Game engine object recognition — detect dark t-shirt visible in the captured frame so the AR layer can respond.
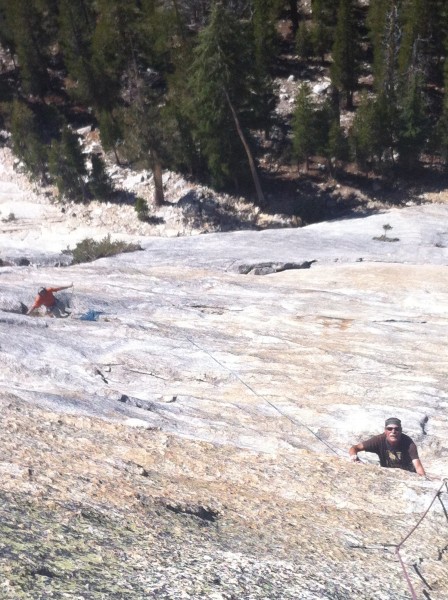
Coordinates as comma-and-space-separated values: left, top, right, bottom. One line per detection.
362, 433, 419, 472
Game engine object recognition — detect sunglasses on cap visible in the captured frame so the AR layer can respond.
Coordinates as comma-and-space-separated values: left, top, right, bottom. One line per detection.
386, 426, 401, 431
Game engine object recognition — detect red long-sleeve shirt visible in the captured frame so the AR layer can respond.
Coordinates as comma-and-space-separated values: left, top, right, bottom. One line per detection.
29, 287, 62, 311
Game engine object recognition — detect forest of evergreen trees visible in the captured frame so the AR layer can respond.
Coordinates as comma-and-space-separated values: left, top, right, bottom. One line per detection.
0, 0, 447, 207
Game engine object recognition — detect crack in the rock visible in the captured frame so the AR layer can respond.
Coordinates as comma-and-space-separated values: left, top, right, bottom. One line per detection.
413, 560, 433, 592
237, 260, 317, 275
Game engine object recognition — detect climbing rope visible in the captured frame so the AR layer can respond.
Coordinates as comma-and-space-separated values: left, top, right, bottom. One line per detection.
185, 335, 448, 597
185, 335, 342, 456
395, 478, 448, 599
350, 479, 448, 599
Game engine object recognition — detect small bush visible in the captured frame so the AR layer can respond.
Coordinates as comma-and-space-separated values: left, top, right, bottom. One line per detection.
89, 154, 113, 200
135, 197, 150, 222
63, 234, 142, 264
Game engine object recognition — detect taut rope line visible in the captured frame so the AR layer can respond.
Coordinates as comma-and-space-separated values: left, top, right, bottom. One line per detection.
185, 335, 341, 456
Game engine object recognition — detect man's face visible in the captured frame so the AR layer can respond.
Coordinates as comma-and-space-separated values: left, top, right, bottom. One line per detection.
385, 425, 402, 445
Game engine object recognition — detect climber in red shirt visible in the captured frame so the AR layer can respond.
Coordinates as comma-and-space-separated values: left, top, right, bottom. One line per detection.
27, 284, 73, 317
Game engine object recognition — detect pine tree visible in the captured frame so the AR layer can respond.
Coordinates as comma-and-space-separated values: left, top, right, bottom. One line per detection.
310, 0, 338, 59
292, 83, 316, 171
58, 0, 97, 104
327, 120, 349, 170
10, 100, 47, 180
4, 0, 51, 96
396, 75, 428, 169
252, 0, 280, 73
89, 0, 176, 204
119, 84, 167, 206
0, 1, 16, 59
187, 3, 270, 201
48, 127, 87, 200
88, 154, 113, 200
426, 0, 448, 82
331, 0, 358, 109
437, 61, 448, 167
296, 22, 313, 62
98, 110, 122, 165
398, 0, 426, 78
367, 0, 400, 97
350, 92, 383, 170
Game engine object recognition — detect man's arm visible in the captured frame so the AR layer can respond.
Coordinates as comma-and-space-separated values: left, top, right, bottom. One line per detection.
349, 442, 365, 462
412, 458, 426, 476
49, 283, 73, 293
27, 297, 40, 315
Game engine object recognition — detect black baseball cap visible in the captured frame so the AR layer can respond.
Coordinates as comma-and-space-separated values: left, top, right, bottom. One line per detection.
385, 417, 402, 428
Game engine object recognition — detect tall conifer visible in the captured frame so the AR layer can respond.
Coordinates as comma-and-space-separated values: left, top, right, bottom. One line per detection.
4, 0, 51, 96
188, 3, 270, 199
331, 0, 358, 110
58, 0, 96, 104
292, 83, 316, 171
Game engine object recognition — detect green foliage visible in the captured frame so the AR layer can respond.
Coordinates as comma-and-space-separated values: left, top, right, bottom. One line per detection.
135, 197, 149, 222
435, 109, 448, 167
311, 0, 338, 28
311, 20, 332, 62
292, 90, 347, 171
10, 100, 47, 180
328, 120, 349, 164
292, 84, 316, 168
58, 0, 97, 104
367, 0, 390, 92
64, 234, 142, 264
296, 22, 313, 61
48, 126, 87, 201
98, 110, 122, 161
2, 0, 51, 96
313, 99, 337, 157
396, 75, 428, 169
187, 3, 273, 189
398, 0, 426, 77
89, 154, 113, 200
252, 0, 281, 73
0, 0, 446, 190
118, 81, 168, 205
331, 0, 358, 109
310, 0, 338, 58
350, 92, 383, 170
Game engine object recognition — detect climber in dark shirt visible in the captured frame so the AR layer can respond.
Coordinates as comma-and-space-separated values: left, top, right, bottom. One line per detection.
348, 417, 426, 476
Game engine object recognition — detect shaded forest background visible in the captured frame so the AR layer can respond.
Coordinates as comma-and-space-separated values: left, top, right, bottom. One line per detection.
0, 0, 447, 220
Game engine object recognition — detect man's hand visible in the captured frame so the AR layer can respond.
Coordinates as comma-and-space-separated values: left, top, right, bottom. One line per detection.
350, 454, 360, 463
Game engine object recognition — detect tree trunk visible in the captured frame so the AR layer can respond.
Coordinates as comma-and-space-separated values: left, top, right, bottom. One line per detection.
112, 146, 121, 166
346, 90, 354, 111
151, 150, 164, 206
224, 90, 266, 207
289, 0, 299, 37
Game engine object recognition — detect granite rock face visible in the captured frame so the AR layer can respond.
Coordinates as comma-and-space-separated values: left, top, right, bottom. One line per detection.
1, 153, 448, 599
